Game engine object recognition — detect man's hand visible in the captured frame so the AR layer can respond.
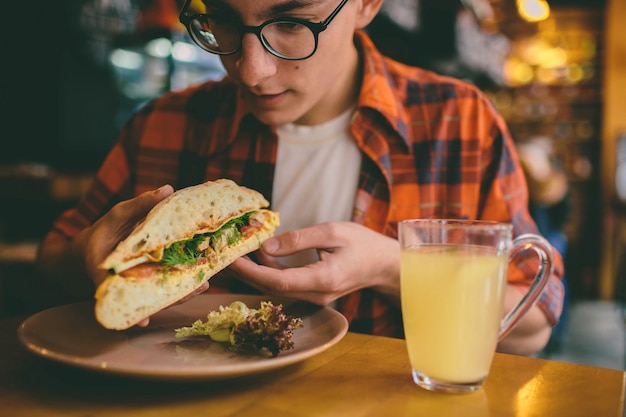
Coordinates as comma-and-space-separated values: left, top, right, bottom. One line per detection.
75, 185, 175, 287
36, 185, 175, 305
229, 222, 401, 306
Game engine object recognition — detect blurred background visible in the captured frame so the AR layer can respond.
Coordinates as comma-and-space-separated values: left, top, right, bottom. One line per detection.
1, 0, 626, 369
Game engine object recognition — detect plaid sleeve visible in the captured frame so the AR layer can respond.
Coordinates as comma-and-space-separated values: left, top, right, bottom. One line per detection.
480, 102, 565, 326
342, 31, 565, 335
45, 82, 226, 242
47, 140, 134, 242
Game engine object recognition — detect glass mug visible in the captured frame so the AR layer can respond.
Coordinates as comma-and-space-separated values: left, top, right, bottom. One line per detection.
398, 219, 553, 393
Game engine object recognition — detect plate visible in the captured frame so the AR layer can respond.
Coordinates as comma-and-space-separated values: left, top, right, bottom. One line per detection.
18, 294, 348, 381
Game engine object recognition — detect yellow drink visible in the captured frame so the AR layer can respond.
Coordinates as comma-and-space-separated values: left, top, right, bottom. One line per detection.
400, 244, 508, 384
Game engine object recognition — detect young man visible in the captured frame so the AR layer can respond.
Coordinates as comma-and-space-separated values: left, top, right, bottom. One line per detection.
36, 0, 564, 355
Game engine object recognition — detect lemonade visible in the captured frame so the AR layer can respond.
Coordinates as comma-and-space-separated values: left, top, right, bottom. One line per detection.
400, 244, 508, 384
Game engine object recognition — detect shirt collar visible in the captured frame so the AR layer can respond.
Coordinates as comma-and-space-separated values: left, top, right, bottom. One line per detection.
353, 30, 412, 150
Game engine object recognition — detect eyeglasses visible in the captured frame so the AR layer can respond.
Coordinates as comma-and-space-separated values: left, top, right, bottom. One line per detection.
178, 0, 349, 61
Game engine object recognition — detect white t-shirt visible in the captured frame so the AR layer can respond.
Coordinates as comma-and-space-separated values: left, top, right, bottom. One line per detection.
272, 108, 361, 267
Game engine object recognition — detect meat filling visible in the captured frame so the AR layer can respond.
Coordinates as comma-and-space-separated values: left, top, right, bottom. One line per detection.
118, 211, 266, 278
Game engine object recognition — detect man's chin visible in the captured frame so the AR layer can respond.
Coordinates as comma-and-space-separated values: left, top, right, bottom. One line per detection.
249, 108, 304, 127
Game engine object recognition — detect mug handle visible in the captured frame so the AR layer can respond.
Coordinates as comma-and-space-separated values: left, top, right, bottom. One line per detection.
498, 233, 554, 341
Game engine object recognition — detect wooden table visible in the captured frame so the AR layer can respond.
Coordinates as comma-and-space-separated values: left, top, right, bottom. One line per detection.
0, 315, 624, 417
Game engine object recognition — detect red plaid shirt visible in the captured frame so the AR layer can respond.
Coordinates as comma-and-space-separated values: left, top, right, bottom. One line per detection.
47, 30, 564, 338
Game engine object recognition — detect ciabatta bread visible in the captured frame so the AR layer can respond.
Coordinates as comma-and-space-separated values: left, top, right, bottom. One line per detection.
94, 179, 279, 330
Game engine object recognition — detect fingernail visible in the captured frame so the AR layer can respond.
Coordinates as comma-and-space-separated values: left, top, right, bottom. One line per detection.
263, 238, 278, 254
153, 185, 168, 195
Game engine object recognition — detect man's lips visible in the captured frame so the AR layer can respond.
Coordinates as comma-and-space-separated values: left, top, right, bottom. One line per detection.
247, 91, 287, 108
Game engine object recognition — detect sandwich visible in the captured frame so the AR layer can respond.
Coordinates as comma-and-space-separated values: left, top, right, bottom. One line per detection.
94, 179, 280, 330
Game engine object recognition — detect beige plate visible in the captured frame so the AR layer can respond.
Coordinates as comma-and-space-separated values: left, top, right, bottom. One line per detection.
18, 293, 348, 381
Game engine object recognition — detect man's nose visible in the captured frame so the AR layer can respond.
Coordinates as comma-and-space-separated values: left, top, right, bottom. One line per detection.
236, 33, 277, 87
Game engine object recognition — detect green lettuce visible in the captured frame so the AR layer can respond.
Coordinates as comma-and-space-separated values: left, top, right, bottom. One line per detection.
175, 300, 303, 357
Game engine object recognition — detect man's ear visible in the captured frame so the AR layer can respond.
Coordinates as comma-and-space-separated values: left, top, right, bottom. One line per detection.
355, 0, 384, 29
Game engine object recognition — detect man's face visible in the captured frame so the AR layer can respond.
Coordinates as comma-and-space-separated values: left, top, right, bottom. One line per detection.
210, 0, 361, 126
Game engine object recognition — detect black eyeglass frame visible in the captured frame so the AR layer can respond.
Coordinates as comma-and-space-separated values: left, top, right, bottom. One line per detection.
178, 0, 350, 61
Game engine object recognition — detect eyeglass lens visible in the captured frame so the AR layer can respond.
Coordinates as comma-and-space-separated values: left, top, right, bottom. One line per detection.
188, 18, 317, 59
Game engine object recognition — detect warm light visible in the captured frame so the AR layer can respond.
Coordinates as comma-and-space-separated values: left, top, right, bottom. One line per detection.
538, 47, 567, 69
520, 39, 550, 66
535, 67, 556, 84
504, 58, 534, 85
566, 64, 584, 83
517, 0, 550, 22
